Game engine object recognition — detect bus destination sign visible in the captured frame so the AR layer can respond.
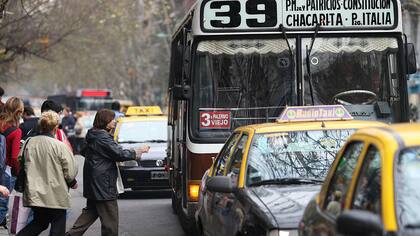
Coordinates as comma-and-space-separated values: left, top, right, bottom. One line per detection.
201, 0, 395, 31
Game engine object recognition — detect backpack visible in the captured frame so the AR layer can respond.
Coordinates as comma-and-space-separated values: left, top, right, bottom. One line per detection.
0, 127, 17, 179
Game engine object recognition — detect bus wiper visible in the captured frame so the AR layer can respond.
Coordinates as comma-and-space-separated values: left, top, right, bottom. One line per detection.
279, 24, 295, 105
249, 177, 323, 187
306, 24, 320, 105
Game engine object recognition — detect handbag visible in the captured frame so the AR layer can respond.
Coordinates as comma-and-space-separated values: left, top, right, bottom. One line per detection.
14, 138, 31, 193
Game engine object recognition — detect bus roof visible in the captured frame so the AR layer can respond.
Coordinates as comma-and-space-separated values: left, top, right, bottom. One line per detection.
175, 0, 402, 37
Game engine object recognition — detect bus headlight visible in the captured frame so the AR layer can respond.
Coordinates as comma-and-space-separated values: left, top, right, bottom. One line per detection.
188, 183, 200, 202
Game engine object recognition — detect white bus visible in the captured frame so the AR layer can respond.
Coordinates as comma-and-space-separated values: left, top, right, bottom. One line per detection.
167, 0, 416, 233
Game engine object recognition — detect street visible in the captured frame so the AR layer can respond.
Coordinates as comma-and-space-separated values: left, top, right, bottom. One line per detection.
51, 156, 185, 236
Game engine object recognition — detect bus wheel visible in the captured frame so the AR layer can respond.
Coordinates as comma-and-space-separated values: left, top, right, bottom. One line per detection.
178, 204, 198, 236
171, 190, 177, 214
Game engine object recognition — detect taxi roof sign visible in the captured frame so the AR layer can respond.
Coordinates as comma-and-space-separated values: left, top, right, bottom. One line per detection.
277, 105, 353, 123
126, 106, 163, 116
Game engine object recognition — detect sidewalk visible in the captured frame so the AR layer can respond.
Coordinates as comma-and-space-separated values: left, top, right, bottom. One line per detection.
0, 228, 8, 236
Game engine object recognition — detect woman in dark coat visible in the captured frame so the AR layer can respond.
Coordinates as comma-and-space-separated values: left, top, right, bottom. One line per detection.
66, 109, 149, 236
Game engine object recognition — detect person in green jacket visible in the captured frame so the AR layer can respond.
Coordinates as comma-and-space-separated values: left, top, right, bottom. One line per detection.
17, 111, 78, 236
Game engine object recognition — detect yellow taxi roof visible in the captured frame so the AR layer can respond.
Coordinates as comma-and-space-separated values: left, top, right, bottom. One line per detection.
235, 120, 387, 134
353, 123, 420, 148
117, 115, 167, 123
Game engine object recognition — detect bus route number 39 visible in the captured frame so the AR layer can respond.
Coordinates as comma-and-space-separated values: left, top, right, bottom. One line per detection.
202, 0, 278, 30
200, 111, 231, 129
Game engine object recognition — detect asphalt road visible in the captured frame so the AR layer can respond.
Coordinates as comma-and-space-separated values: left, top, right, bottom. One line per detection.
44, 155, 186, 236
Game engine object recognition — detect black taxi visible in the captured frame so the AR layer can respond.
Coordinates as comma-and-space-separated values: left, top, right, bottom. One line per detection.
195, 106, 386, 236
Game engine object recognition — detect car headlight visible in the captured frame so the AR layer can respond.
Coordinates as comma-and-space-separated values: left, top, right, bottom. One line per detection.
267, 230, 299, 236
119, 160, 138, 167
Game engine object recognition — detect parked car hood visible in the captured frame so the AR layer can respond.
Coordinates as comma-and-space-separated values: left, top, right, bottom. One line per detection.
248, 184, 321, 229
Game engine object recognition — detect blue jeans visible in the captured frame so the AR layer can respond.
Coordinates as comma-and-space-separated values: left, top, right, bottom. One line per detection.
0, 171, 16, 223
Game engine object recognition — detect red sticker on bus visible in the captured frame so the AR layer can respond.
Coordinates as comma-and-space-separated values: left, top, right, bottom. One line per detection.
200, 111, 231, 129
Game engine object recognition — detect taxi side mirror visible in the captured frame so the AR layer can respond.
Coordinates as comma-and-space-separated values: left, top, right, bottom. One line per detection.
206, 176, 235, 193
337, 210, 383, 236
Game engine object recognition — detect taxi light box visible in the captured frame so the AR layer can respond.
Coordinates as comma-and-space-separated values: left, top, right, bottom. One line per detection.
126, 106, 163, 116
278, 105, 353, 122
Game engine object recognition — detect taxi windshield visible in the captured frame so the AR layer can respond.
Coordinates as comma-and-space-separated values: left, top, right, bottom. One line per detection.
246, 129, 355, 186
117, 120, 167, 143
396, 147, 420, 228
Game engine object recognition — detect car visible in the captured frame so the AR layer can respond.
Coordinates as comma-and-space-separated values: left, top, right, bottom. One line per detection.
114, 106, 169, 191
195, 105, 387, 236
299, 123, 420, 236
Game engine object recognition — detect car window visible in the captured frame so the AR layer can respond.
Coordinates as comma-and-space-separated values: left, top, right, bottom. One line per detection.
214, 133, 241, 176
324, 141, 364, 217
225, 135, 248, 186
395, 146, 420, 227
352, 145, 381, 215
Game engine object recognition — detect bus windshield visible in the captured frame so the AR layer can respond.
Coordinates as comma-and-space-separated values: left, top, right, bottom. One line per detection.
192, 39, 297, 139
302, 37, 400, 122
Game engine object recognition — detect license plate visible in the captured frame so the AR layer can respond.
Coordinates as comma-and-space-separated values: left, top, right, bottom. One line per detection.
151, 171, 168, 180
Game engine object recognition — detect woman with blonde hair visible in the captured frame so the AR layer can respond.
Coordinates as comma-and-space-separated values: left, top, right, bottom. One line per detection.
17, 111, 78, 236
0, 97, 24, 227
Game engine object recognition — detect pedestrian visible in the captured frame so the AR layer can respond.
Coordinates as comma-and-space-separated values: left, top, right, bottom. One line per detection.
0, 87, 4, 113
61, 107, 76, 135
19, 106, 38, 140
111, 101, 124, 119
16, 111, 78, 236
41, 100, 73, 152
0, 97, 23, 228
66, 109, 149, 236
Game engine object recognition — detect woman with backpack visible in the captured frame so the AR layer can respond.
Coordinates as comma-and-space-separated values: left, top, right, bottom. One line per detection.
0, 97, 24, 227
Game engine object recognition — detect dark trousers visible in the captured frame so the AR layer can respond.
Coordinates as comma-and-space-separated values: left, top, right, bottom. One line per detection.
66, 199, 118, 236
17, 207, 66, 236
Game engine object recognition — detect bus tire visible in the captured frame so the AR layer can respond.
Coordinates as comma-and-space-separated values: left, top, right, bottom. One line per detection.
178, 204, 198, 236
171, 190, 177, 214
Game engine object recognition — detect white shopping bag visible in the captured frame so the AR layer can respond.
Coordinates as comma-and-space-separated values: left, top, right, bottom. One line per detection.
7, 192, 31, 235
116, 163, 125, 194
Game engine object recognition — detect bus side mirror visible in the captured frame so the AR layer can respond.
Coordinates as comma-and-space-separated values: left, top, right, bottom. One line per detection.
173, 84, 191, 101
407, 43, 417, 74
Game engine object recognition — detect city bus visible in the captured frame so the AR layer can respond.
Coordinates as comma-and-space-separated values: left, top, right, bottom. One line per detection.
47, 89, 114, 112
167, 0, 417, 233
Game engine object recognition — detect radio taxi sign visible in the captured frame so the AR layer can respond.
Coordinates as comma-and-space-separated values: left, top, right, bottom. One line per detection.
201, 0, 395, 31
200, 111, 231, 129
278, 105, 353, 122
